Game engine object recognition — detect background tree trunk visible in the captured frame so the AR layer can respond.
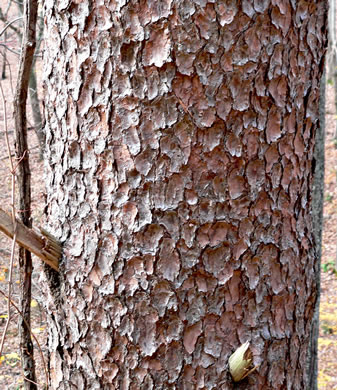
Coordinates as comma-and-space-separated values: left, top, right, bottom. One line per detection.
42, 1, 328, 389
307, 70, 326, 390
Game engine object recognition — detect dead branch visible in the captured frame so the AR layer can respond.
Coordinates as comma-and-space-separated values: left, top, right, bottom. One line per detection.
0, 207, 60, 271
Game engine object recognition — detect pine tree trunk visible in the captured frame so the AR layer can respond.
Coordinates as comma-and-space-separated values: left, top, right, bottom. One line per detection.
42, 1, 328, 389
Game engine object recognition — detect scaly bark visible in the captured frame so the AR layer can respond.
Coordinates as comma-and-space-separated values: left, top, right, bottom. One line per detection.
42, 1, 328, 389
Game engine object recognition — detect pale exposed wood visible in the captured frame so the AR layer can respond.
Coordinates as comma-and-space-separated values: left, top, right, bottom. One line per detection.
0, 207, 60, 271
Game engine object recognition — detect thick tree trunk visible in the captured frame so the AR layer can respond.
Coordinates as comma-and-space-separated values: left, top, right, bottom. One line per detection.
42, 1, 328, 389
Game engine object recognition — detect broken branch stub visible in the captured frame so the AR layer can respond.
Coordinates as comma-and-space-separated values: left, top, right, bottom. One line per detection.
228, 341, 258, 382
0, 207, 60, 271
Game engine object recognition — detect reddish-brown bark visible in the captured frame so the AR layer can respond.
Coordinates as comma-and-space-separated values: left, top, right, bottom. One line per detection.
42, 1, 328, 389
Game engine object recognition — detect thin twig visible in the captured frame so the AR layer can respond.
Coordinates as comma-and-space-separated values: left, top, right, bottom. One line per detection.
0, 231, 17, 356
0, 15, 21, 36
0, 16, 23, 38
0, 43, 42, 57
0, 80, 17, 359
0, 288, 48, 389
21, 375, 40, 387
0, 144, 40, 161
0, 38, 18, 45
0, 44, 15, 94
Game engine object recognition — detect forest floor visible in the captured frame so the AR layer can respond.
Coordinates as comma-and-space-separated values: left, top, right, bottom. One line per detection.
0, 56, 336, 390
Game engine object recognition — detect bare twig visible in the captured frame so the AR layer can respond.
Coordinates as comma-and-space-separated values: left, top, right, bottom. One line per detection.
0, 288, 48, 389
0, 16, 23, 38
0, 42, 42, 57
0, 81, 17, 360
0, 231, 17, 355
0, 14, 21, 36
0, 43, 22, 56
0, 144, 40, 161
0, 44, 15, 94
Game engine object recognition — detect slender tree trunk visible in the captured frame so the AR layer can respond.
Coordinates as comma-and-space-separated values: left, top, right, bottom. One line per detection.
14, 0, 38, 388
1, 30, 7, 80
307, 70, 326, 390
42, 1, 328, 389
15, 1, 45, 155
